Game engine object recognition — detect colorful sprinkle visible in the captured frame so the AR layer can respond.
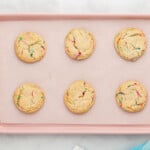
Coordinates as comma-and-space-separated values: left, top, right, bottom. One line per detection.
136, 90, 142, 97
30, 53, 33, 57
17, 95, 21, 100
129, 33, 142, 37
19, 37, 23, 41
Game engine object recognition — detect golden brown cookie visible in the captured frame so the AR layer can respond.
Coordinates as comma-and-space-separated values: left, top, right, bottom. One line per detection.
115, 80, 147, 112
15, 32, 46, 63
65, 28, 95, 60
14, 83, 45, 114
64, 80, 95, 114
114, 28, 147, 61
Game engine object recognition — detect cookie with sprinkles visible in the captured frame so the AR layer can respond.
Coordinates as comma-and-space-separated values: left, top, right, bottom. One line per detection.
15, 32, 46, 63
115, 80, 147, 113
64, 80, 95, 114
14, 83, 45, 114
114, 28, 147, 61
65, 28, 95, 60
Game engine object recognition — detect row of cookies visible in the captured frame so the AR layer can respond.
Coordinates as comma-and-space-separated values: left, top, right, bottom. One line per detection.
15, 27, 146, 63
66, 27, 147, 61
14, 80, 147, 114
14, 29, 95, 63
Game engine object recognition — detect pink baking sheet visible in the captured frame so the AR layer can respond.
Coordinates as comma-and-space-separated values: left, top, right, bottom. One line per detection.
0, 14, 150, 134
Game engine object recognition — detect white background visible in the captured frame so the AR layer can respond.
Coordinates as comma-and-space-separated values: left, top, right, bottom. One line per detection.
0, 0, 150, 150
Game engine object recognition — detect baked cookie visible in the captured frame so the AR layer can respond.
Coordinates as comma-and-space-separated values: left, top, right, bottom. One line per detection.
14, 83, 45, 113
114, 28, 147, 61
64, 80, 95, 114
15, 32, 46, 63
65, 28, 95, 60
115, 80, 147, 112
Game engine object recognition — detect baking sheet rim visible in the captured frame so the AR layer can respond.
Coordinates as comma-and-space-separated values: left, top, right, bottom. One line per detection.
0, 13, 149, 134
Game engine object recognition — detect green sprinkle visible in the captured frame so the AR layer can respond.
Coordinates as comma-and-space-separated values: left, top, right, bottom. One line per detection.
118, 96, 123, 103
17, 95, 21, 106
135, 47, 141, 50
136, 101, 141, 105
129, 33, 140, 37
29, 48, 34, 57
17, 95, 21, 100
128, 84, 134, 88
41, 96, 45, 99
136, 101, 140, 105
19, 37, 23, 41
30, 53, 33, 57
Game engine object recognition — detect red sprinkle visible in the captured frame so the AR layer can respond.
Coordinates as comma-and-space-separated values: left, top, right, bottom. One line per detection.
72, 40, 75, 44
75, 51, 82, 59
31, 91, 34, 97
78, 52, 81, 55
136, 90, 142, 97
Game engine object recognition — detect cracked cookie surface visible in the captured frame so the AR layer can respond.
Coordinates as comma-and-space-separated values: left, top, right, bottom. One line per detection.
14, 83, 45, 114
64, 80, 95, 114
114, 28, 147, 61
115, 80, 147, 112
65, 28, 95, 60
15, 32, 46, 63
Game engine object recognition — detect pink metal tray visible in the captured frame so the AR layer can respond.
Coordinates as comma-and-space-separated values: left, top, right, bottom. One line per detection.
0, 14, 150, 134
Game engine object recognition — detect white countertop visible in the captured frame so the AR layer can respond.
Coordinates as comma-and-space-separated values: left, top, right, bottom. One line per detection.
0, 0, 150, 150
